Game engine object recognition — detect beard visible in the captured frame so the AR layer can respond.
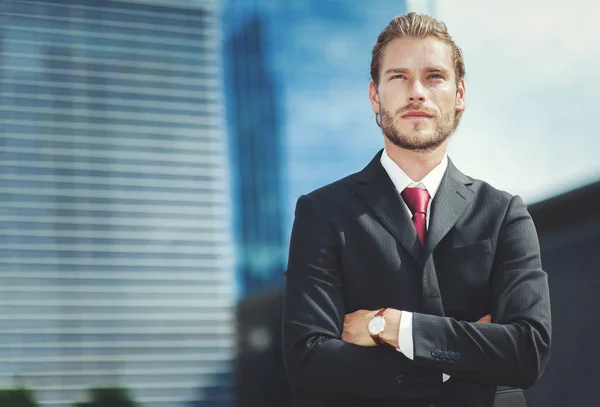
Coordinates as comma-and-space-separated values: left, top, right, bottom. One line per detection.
380, 103, 456, 152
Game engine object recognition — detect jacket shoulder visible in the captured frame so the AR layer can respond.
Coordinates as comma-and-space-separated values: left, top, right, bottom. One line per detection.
303, 172, 358, 200
468, 176, 514, 200
449, 159, 523, 212
463, 173, 525, 216
294, 172, 360, 216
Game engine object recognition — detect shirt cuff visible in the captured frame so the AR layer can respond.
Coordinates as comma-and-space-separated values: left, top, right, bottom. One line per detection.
396, 311, 414, 359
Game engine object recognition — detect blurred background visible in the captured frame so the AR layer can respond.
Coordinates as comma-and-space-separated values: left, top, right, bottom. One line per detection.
0, 0, 599, 406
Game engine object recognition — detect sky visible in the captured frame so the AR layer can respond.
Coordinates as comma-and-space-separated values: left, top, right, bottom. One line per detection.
436, 0, 600, 202
273, 0, 600, 206
222, 0, 600, 243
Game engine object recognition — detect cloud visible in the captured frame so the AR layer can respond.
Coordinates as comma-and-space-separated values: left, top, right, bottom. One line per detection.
437, 0, 600, 202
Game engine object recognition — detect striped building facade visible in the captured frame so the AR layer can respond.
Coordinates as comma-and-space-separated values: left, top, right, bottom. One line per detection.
0, 1, 235, 406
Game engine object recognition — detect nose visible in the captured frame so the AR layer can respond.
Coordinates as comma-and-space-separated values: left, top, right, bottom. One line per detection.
408, 80, 426, 103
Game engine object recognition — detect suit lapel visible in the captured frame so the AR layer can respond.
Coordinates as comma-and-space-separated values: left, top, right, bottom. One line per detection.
353, 152, 475, 315
353, 152, 475, 267
354, 151, 424, 265
421, 160, 474, 315
424, 159, 475, 258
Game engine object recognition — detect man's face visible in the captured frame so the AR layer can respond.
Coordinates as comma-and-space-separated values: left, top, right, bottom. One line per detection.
369, 36, 465, 152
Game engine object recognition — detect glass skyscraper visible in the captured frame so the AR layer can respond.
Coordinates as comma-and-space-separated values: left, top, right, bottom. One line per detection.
223, 0, 411, 272
0, 1, 234, 406
225, 15, 286, 297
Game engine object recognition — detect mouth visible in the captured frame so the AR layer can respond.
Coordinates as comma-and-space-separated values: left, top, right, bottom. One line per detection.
401, 111, 434, 120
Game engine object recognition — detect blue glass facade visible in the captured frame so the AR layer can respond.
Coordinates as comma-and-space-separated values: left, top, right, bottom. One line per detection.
223, 0, 410, 295
0, 1, 234, 406
225, 15, 286, 297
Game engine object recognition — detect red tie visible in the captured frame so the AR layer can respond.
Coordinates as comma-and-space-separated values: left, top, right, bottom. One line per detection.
401, 187, 431, 246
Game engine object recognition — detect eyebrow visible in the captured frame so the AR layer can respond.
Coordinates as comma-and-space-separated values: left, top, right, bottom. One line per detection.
423, 66, 451, 74
383, 66, 451, 75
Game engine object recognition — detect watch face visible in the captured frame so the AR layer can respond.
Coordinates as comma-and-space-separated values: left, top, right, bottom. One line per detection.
368, 316, 385, 335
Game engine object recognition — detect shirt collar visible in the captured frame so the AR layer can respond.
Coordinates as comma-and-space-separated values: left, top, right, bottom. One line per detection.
380, 148, 448, 199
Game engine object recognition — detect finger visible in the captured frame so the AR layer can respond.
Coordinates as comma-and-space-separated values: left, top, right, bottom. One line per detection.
476, 314, 491, 323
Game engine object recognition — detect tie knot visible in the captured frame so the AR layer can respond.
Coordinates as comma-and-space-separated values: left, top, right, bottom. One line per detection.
401, 187, 430, 215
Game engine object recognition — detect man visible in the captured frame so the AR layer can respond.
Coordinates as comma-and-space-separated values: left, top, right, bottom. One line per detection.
282, 12, 551, 407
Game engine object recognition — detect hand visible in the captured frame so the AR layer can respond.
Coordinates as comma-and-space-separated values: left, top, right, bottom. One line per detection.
476, 314, 491, 323
342, 309, 379, 346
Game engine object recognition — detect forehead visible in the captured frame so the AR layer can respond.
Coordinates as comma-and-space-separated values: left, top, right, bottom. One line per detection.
381, 36, 454, 71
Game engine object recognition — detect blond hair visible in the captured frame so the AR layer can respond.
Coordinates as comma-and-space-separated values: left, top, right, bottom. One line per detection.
370, 12, 465, 86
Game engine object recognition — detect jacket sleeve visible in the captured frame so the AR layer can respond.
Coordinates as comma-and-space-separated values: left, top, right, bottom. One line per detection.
282, 194, 443, 401
410, 195, 552, 388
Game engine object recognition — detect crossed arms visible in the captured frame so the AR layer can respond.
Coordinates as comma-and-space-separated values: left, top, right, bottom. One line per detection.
282, 194, 551, 401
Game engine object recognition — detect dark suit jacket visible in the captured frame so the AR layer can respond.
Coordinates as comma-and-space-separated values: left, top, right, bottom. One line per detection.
282, 150, 551, 407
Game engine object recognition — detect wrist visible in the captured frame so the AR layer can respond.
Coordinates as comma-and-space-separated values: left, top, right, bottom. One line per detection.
380, 309, 401, 347
368, 308, 390, 345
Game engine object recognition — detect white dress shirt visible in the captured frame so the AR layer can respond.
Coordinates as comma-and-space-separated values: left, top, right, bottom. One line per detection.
380, 149, 450, 382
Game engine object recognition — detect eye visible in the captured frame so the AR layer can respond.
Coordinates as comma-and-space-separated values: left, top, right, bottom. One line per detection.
428, 73, 444, 80
391, 74, 406, 80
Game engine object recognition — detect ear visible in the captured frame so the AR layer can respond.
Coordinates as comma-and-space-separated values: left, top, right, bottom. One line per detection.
369, 80, 380, 114
456, 78, 466, 112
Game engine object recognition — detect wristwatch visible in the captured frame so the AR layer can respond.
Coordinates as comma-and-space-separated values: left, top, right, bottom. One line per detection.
368, 308, 390, 346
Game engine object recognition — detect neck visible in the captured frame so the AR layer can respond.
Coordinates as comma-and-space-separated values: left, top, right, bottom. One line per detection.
384, 139, 448, 182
